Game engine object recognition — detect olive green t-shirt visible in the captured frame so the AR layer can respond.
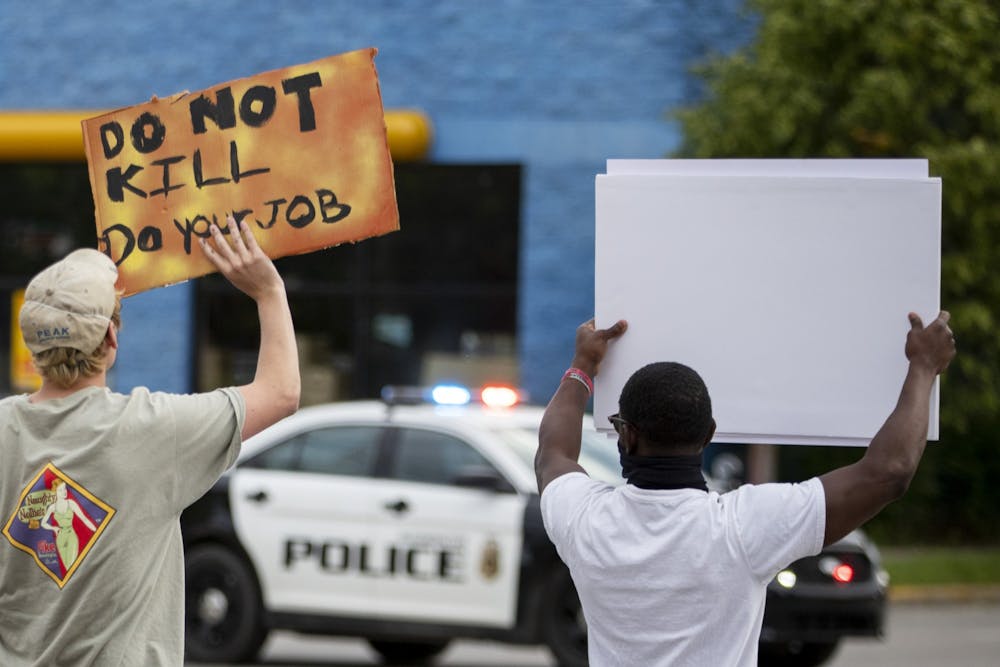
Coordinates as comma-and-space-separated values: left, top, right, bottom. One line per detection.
1, 385, 245, 666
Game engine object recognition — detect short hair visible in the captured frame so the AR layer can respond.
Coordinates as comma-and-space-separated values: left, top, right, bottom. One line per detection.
618, 361, 713, 449
32, 297, 122, 389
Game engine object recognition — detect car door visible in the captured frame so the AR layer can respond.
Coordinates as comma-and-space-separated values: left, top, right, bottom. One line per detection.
369, 426, 527, 628
229, 424, 388, 616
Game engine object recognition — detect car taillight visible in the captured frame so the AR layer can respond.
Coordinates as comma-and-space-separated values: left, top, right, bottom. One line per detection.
832, 563, 855, 583
819, 555, 855, 583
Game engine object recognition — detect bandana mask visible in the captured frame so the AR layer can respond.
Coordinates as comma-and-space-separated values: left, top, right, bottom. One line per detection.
618, 442, 708, 492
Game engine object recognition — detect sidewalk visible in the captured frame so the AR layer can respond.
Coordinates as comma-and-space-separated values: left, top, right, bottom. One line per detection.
889, 583, 1000, 603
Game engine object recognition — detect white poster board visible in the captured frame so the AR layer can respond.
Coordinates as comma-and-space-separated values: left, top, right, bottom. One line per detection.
594, 160, 941, 447
606, 158, 930, 179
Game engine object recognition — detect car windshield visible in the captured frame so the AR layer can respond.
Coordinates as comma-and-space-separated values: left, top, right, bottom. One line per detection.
493, 426, 624, 486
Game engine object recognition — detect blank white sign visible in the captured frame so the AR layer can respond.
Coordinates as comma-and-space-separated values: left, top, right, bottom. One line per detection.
606, 158, 930, 179
594, 166, 941, 447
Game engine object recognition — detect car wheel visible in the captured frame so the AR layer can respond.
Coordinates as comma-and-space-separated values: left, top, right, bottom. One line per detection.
542, 567, 588, 666
184, 543, 267, 663
367, 639, 450, 664
758, 640, 839, 667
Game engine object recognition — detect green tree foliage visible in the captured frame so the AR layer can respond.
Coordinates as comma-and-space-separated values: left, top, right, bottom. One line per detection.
676, 0, 1000, 543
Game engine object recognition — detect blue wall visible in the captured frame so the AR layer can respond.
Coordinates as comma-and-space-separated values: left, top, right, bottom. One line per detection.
1, 0, 752, 400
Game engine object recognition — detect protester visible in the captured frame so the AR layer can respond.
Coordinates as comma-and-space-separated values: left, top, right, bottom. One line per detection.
0, 216, 300, 666
536, 314, 955, 666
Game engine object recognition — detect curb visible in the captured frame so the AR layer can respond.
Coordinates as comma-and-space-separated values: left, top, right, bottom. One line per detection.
889, 584, 1000, 604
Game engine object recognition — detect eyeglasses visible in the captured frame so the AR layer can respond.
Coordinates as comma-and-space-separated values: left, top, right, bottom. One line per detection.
608, 413, 629, 434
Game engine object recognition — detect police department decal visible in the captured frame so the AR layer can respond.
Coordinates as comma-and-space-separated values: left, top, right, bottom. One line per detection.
480, 538, 500, 580
2, 463, 115, 588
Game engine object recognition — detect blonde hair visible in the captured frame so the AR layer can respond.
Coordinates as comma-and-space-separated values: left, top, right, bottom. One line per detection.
32, 297, 122, 389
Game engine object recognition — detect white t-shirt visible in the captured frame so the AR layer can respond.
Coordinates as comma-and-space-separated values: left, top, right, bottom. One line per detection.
541, 472, 826, 667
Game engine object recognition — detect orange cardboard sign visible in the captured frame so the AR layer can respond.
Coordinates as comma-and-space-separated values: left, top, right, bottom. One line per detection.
82, 48, 399, 295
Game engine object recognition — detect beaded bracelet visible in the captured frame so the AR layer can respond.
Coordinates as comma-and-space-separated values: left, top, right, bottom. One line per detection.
563, 367, 594, 395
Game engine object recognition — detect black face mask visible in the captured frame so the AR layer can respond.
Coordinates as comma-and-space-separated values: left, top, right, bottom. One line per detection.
618, 443, 708, 492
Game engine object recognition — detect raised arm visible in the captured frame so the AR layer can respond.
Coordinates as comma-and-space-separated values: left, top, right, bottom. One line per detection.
820, 311, 955, 546
536, 318, 627, 493
201, 216, 300, 439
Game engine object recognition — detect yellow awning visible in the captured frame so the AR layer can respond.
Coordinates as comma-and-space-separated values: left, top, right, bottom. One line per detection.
0, 109, 433, 162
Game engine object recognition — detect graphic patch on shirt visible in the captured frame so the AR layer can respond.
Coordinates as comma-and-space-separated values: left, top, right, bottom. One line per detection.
2, 463, 116, 588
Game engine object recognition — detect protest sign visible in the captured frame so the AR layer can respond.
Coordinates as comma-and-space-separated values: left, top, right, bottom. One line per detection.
82, 48, 398, 295
594, 160, 941, 447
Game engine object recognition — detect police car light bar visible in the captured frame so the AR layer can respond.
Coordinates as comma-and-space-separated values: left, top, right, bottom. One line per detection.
380, 384, 472, 406
380, 383, 523, 408
380, 385, 428, 405
480, 385, 520, 408
431, 384, 472, 405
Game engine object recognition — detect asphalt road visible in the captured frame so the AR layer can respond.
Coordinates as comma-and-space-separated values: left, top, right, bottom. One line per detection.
827, 601, 1000, 667
188, 601, 1000, 667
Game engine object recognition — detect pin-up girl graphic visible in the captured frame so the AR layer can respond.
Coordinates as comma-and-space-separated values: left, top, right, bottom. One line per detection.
41, 479, 97, 570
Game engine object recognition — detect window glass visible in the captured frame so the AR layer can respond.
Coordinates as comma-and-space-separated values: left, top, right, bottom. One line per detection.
495, 426, 624, 486
299, 426, 382, 477
0, 161, 521, 400
0, 163, 97, 395
244, 437, 302, 471
245, 426, 381, 477
391, 428, 498, 486
195, 163, 521, 402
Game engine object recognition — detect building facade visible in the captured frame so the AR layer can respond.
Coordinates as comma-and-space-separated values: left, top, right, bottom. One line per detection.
0, 0, 751, 404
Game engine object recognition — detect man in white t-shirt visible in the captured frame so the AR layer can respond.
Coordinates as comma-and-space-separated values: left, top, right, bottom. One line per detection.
536, 315, 955, 667
1, 217, 300, 666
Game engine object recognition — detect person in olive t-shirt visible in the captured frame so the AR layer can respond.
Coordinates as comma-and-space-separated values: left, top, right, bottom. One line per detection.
1, 216, 300, 666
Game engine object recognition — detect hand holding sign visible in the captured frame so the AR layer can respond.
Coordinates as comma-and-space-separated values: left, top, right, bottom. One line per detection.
199, 215, 283, 301
571, 318, 629, 377
905, 311, 956, 375
82, 49, 399, 295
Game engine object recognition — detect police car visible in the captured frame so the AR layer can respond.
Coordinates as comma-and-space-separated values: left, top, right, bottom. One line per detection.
180, 385, 886, 667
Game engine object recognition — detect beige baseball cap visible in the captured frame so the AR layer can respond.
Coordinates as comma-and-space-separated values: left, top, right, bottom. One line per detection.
19, 249, 119, 354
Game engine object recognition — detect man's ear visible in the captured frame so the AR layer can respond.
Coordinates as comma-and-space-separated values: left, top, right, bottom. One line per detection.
701, 418, 717, 449
622, 422, 640, 455
105, 323, 118, 350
